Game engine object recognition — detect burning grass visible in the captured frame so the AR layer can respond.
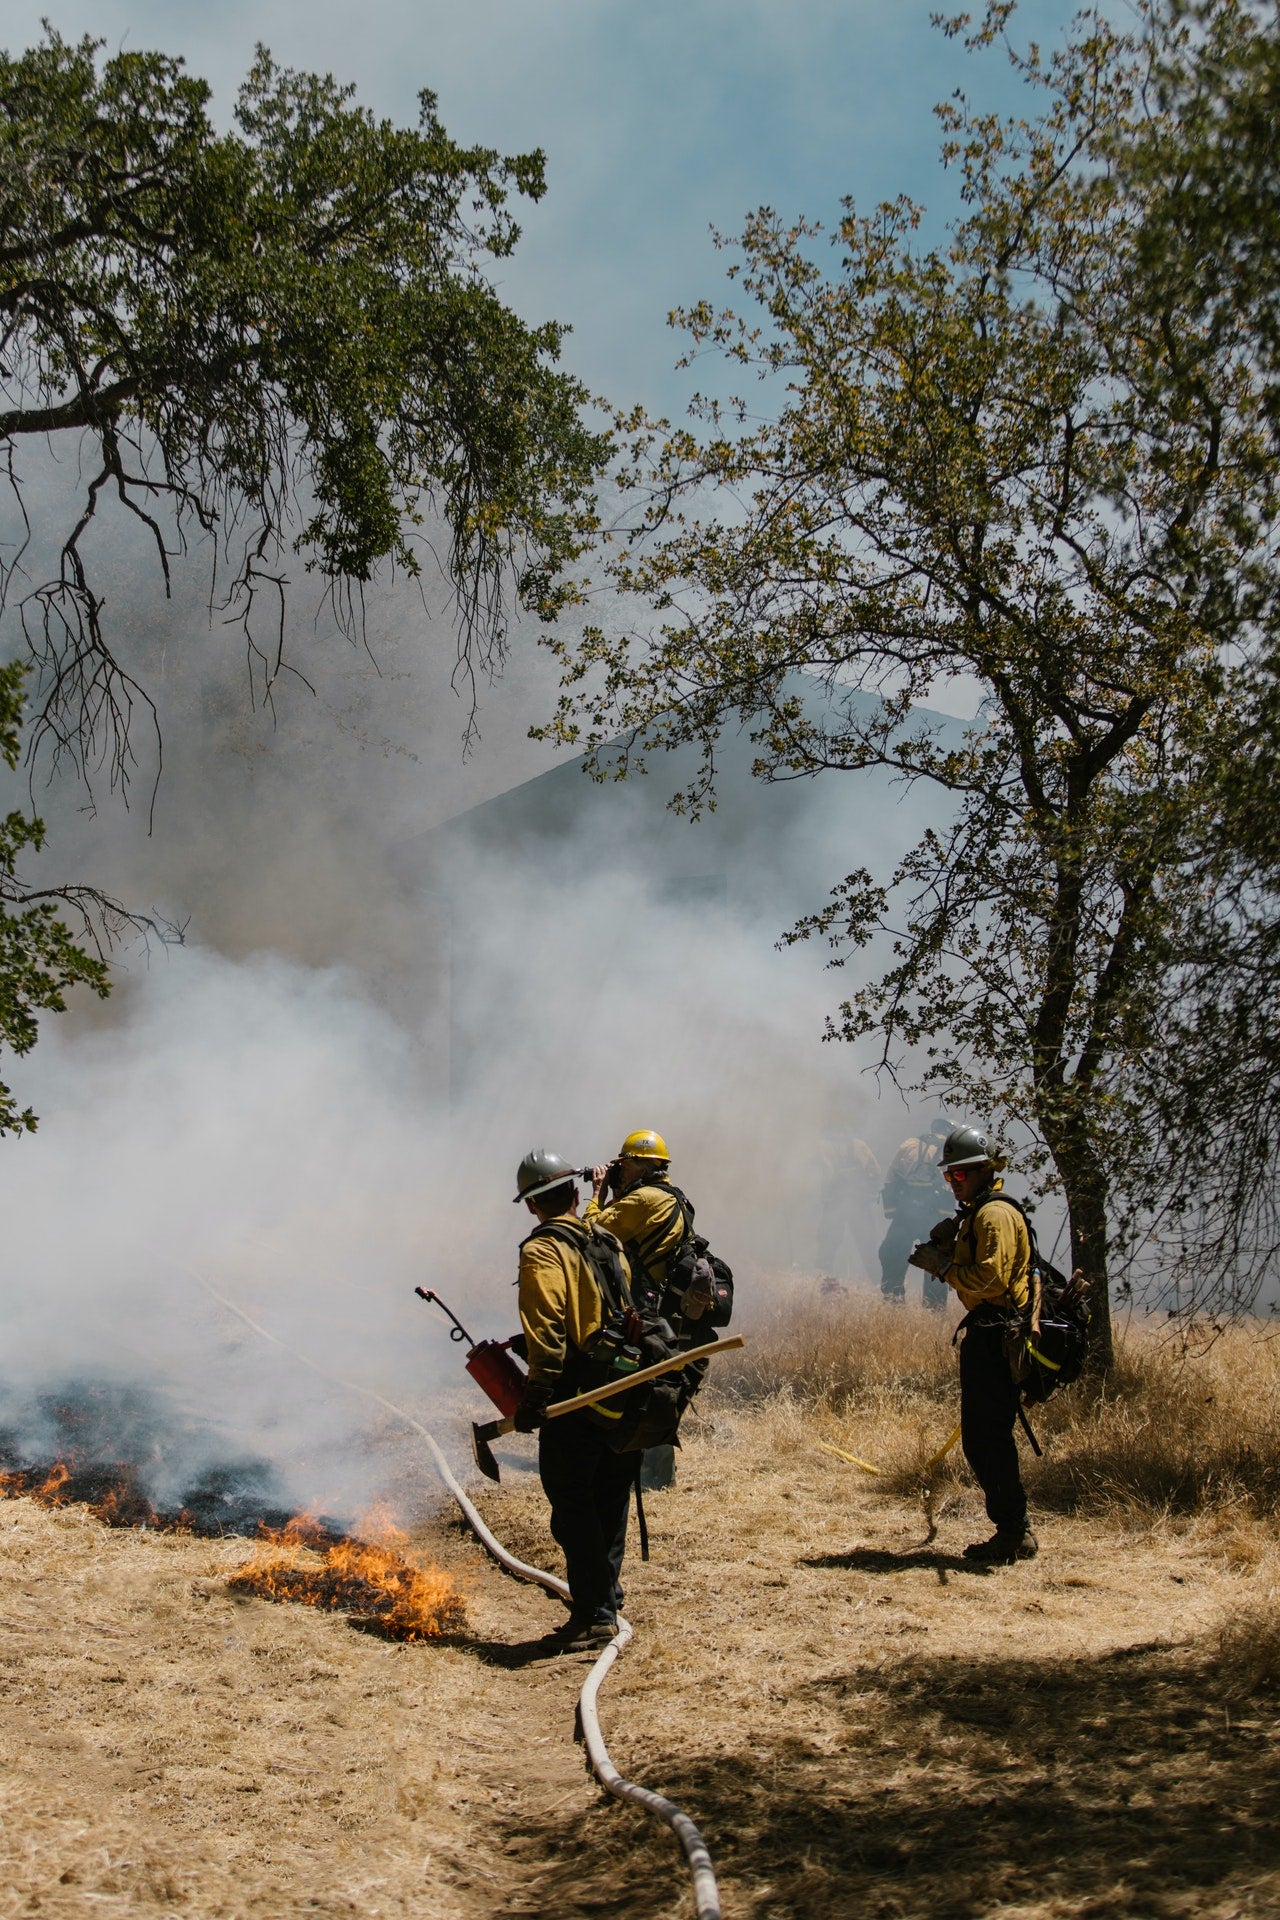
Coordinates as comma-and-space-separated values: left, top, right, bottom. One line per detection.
227, 1510, 468, 1641
0, 1381, 307, 1535
0, 1458, 179, 1529
0, 1453, 312, 1536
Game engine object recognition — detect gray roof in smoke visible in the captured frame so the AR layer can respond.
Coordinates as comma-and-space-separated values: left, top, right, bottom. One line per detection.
393, 681, 971, 924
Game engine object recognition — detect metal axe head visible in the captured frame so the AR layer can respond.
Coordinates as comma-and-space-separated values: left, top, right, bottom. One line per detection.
471, 1420, 501, 1483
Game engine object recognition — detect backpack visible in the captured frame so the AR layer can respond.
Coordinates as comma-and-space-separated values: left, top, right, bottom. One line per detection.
525, 1217, 705, 1453
624, 1180, 735, 1331
972, 1193, 1091, 1405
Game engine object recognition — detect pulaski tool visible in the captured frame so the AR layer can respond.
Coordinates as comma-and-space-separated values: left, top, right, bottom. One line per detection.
413, 1287, 528, 1419
470, 1334, 746, 1482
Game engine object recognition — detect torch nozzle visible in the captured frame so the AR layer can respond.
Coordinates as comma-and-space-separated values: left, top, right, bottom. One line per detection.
413, 1287, 475, 1347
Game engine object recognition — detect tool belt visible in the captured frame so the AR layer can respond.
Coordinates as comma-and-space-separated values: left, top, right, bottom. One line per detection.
952, 1305, 1013, 1339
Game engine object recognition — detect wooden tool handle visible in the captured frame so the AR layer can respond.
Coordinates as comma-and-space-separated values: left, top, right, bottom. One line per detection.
546, 1332, 744, 1417
480, 1333, 745, 1439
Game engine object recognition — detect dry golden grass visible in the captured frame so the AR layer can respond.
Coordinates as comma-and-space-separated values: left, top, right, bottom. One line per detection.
1217, 1580, 1280, 1698
479, 1384, 1280, 1919
713, 1287, 1280, 1524
3, 1300, 1280, 1918
0, 1474, 609, 1920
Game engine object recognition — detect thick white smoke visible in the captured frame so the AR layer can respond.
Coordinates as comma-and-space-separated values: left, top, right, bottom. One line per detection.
0, 552, 943, 1521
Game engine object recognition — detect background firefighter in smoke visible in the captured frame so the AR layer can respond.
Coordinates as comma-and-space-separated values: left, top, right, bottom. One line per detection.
879, 1119, 952, 1308
813, 1106, 882, 1286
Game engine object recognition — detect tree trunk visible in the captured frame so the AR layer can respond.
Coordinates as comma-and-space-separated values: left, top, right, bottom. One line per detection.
1064, 1176, 1114, 1373
1039, 1118, 1114, 1373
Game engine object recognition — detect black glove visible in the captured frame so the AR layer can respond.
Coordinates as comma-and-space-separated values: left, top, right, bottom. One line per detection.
513, 1381, 553, 1433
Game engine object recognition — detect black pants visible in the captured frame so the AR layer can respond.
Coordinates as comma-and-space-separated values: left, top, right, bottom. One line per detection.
539, 1410, 634, 1624
878, 1215, 912, 1298
875, 1213, 948, 1305
959, 1321, 1028, 1533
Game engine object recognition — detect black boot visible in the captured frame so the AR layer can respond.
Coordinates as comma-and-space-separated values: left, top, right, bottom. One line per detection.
963, 1527, 1038, 1564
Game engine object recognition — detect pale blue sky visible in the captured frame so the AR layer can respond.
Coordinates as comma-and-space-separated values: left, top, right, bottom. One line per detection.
7, 0, 1087, 412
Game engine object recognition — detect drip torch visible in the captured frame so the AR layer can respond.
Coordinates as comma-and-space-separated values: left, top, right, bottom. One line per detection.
416, 1286, 746, 1482
413, 1288, 528, 1419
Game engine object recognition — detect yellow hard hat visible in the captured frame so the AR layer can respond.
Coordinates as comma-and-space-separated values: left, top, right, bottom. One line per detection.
618, 1128, 670, 1163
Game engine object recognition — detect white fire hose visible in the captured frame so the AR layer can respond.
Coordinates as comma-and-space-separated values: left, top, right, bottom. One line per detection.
195, 1278, 723, 1920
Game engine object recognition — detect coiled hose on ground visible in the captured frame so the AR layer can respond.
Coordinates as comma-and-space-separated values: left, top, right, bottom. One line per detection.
197, 1279, 723, 1920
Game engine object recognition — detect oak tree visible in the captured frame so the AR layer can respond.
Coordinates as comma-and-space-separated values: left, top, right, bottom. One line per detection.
542, 1, 1278, 1362
0, 27, 605, 1124
1096, 0, 1280, 1322
0, 664, 174, 1134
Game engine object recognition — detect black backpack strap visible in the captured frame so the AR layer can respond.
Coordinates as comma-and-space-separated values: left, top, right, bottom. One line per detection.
625, 1181, 693, 1293
1017, 1403, 1044, 1457
525, 1219, 631, 1318
632, 1456, 650, 1563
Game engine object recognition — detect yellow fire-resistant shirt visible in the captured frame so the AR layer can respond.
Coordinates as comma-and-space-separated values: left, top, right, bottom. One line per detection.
585, 1181, 685, 1290
518, 1214, 629, 1388
943, 1184, 1031, 1313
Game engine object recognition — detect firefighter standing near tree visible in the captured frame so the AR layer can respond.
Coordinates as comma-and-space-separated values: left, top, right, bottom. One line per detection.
908, 1125, 1037, 1564
509, 1149, 637, 1650
879, 1118, 952, 1307
586, 1128, 715, 1490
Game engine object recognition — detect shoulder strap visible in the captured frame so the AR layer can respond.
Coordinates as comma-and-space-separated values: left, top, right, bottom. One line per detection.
972, 1190, 1035, 1247
522, 1217, 587, 1252
527, 1217, 632, 1318
626, 1181, 694, 1289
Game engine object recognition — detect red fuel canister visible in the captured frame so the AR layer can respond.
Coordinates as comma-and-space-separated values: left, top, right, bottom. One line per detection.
466, 1340, 527, 1418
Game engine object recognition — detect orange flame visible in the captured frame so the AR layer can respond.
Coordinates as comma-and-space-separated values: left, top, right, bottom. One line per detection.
228, 1510, 467, 1641
0, 1458, 185, 1529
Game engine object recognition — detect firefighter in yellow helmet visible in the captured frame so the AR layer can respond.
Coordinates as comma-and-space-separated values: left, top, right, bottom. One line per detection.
586, 1129, 714, 1490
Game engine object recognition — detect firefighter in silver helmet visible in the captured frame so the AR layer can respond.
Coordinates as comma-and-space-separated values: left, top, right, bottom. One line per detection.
510, 1148, 636, 1649
909, 1125, 1037, 1563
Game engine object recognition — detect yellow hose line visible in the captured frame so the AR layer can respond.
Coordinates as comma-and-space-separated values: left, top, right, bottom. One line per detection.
925, 1423, 963, 1469
819, 1421, 963, 1477
818, 1440, 881, 1474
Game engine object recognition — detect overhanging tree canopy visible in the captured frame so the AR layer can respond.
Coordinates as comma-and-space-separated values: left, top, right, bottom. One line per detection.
0, 28, 608, 800
0, 25, 608, 1131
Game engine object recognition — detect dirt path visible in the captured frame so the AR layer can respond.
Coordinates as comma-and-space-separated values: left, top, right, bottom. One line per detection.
1, 1408, 1277, 1919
